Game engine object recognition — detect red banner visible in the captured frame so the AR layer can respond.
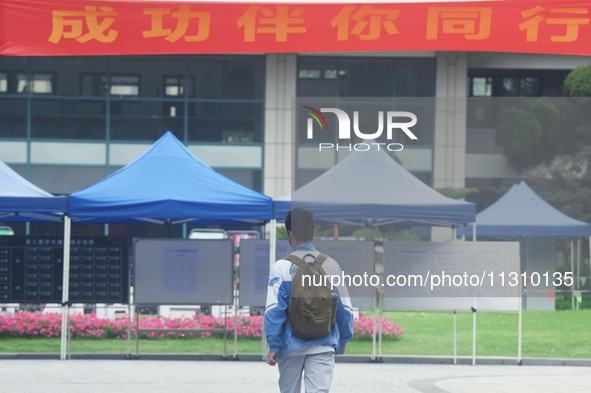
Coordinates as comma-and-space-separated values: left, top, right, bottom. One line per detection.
1, 0, 591, 56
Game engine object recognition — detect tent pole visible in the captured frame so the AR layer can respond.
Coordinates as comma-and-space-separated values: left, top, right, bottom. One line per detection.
472, 305, 477, 366
453, 310, 457, 365
577, 238, 581, 310
571, 240, 575, 310
372, 292, 376, 361
60, 215, 71, 360
471, 225, 476, 366
262, 219, 277, 361
378, 288, 383, 360
518, 277, 523, 365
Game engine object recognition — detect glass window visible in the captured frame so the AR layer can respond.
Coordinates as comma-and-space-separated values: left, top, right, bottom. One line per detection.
110, 100, 181, 141
187, 102, 262, 143
30, 56, 108, 96
501, 77, 521, 97
468, 70, 545, 97
110, 56, 186, 98
110, 75, 139, 97
31, 99, 106, 139
298, 57, 436, 97
164, 75, 194, 97
216, 168, 262, 192
1, 55, 265, 144
298, 69, 322, 79
0, 97, 27, 138
0, 73, 7, 92
187, 56, 264, 99
521, 77, 542, 97
17, 73, 54, 94
81, 74, 107, 96
80, 74, 139, 97
29, 166, 108, 195
297, 58, 339, 96
470, 77, 492, 97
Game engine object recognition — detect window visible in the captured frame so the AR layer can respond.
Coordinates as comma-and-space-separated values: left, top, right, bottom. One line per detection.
81, 74, 107, 96
0, 73, 7, 93
298, 69, 321, 79
16, 73, 54, 94
164, 76, 194, 97
469, 77, 492, 97
110, 75, 139, 96
468, 70, 545, 97
80, 74, 139, 96
298, 57, 436, 97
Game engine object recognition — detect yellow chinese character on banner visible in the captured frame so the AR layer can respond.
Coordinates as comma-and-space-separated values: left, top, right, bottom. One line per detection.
48, 6, 118, 44
143, 5, 210, 42
519, 6, 589, 42
426, 7, 492, 40
331, 6, 399, 41
237, 6, 306, 42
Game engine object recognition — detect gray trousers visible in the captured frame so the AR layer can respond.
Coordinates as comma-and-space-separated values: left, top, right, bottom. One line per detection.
277, 351, 335, 393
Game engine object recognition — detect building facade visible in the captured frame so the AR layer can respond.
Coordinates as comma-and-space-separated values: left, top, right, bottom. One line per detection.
1, 50, 590, 235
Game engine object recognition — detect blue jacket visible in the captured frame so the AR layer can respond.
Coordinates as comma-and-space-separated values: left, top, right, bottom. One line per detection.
264, 243, 354, 358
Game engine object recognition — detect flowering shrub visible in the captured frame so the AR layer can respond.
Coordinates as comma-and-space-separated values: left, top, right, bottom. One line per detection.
353, 315, 403, 341
0, 311, 403, 341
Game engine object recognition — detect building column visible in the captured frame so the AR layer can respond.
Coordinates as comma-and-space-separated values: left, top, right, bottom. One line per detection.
263, 54, 297, 199
433, 52, 468, 240
434, 51, 468, 188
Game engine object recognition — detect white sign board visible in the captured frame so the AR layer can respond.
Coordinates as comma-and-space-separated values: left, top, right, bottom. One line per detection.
382, 241, 520, 311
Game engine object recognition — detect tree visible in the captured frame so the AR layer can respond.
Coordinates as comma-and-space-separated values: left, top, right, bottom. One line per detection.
564, 64, 591, 96
495, 99, 563, 170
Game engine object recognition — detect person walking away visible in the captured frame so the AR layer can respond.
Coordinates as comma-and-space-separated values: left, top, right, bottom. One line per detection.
265, 208, 354, 393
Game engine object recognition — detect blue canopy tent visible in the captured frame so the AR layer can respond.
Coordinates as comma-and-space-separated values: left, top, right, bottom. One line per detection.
0, 160, 69, 359
271, 147, 476, 361
458, 181, 591, 239
458, 181, 591, 312
0, 160, 66, 221
274, 147, 475, 227
68, 131, 273, 225
61, 131, 274, 359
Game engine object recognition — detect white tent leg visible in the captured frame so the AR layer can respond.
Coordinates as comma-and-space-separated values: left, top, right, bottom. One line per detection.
60, 216, 71, 360
571, 240, 575, 310
262, 219, 277, 360
518, 280, 523, 365
472, 306, 477, 366
453, 310, 457, 365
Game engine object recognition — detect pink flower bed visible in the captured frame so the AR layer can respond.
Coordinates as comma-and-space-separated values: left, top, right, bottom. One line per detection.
0, 311, 403, 340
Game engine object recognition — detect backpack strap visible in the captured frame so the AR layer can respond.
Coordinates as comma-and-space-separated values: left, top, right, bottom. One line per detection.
315, 253, 328, 266
283, 253, 328, 267
284, 254, 305, 269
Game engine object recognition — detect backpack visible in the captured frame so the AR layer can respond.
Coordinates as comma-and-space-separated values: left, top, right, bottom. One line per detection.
284, 253, 338, 339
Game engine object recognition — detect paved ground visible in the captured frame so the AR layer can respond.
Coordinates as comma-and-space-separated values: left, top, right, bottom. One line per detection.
0, 358, 590, 393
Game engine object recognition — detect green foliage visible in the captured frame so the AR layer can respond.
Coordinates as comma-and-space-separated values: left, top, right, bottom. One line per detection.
436, 187, 479, 200
275, 225, 288, 239
564, 64, 591, 96
350, 227, 420, 242
555, 296, 591, 311
496, 99, 561, 170
526, 147, 591, 224
351, 227, 382, 240
3, 311, 591, 358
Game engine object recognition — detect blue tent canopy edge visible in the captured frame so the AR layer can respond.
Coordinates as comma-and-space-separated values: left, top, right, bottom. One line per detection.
67, 131, 273, 225
458, 181, 591, 238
